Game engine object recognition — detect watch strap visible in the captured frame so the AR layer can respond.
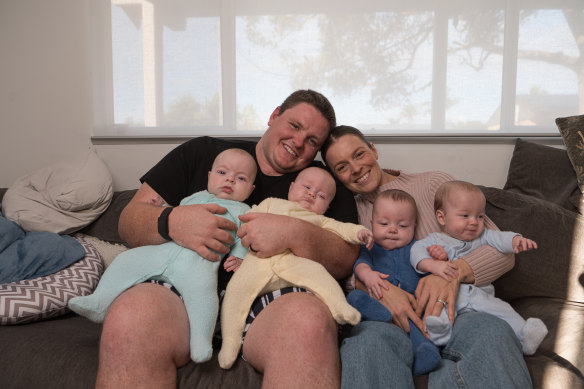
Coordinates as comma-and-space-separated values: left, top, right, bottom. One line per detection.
157, 206, 174, 241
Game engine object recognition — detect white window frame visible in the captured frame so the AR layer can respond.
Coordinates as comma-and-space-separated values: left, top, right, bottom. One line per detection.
90, 0, 581, 140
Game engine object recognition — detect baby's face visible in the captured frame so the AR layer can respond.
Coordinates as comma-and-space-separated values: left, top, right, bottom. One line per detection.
288, 167, 336, 215
208, 150, 256, 201
438, 190, 486, 241
371, 198, 416, 250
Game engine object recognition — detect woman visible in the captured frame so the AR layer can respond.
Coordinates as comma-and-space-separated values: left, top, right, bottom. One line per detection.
321, 125, 532, 388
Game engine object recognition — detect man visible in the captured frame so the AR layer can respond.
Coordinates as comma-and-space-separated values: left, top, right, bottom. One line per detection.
98, 90, 360, 388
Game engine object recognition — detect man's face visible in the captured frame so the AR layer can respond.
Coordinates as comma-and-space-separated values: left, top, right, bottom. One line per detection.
258, 102, 329, 175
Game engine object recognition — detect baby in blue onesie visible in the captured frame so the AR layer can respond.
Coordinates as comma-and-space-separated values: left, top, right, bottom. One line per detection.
347, 189, 442, 376
410, 180, 547, 355
69, 148, 257, 363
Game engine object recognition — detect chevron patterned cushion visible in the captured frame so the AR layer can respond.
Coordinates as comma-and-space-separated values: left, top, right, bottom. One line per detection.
0, 234, 104, 325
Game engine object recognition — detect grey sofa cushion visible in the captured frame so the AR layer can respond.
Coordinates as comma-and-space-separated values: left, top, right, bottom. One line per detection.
512, 298, 584, 387
503, 138, 581, 213
481, 186, 584, 388
481, 186, 584, 304
0, 313, 262, 389
79, 190, 136, 244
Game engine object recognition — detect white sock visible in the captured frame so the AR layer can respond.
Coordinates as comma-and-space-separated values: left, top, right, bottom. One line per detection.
425, 315, 452, 346
521, 318, 548, 355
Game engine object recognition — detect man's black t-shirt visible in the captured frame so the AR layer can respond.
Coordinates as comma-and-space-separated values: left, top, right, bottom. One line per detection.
140, 137, 358, 290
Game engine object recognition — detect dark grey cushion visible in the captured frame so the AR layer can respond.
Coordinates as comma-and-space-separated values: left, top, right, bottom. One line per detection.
79, 190, 136, 244
0, 313, 262, 389
481, 186, 584, 387
0, 314, 100, 389
481, 186, 584, 304
503, 139, 580, 213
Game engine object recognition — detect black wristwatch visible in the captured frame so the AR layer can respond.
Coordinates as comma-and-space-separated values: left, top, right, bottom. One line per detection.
157, 206, 174, 241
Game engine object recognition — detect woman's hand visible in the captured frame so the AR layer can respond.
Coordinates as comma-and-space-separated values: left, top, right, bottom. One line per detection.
415, 274, 460, 327
357, 279, 423, 334
415, 259, 473, 326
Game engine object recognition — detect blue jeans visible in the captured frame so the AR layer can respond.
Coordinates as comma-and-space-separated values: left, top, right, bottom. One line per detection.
340, 311, 533, 389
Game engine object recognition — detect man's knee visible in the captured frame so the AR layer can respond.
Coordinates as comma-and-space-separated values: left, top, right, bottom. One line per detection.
286, 294, 338, 344
100, 290, 153, 355
100, 285, 190, 362
247, 293, 337, 352
243, 293, 338, 371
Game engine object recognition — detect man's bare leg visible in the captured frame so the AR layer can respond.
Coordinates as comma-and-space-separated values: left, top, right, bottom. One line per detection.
96, 283, 191, 389
242, 293, 340, 389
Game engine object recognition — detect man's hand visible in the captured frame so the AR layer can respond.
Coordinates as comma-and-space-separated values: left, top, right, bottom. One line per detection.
119, 183, 236, 259
237, 212, 293, 257
238, 210, 357, 280
169, 203, 237, 261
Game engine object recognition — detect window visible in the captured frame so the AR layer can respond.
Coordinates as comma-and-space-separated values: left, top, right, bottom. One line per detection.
91, 0, 583, 137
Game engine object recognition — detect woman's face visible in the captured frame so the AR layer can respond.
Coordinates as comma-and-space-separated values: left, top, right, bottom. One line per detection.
324, 134, 383, 195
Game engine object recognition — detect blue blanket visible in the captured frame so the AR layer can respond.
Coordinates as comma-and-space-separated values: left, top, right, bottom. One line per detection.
0, 210, 85, 284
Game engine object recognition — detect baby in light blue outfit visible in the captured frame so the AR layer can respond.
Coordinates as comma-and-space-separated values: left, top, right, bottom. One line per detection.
410, 180, 547, 355
69, 148, 257, 363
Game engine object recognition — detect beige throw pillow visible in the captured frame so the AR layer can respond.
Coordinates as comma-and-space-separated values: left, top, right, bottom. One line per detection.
1, 150, 113, 234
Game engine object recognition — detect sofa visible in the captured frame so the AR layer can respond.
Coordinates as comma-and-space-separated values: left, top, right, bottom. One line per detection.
1, 134, 583, 388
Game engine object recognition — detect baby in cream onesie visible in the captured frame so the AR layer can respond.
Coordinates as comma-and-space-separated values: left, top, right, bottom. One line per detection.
219, 166, 373, 368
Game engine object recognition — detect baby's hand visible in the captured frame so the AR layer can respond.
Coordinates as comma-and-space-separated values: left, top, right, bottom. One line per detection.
424, 259, 458, 282
427, 244, 448, 261
361, 269, 390, 300
358, 229, 374, 250
512, 236, 538, 253
223, 255, 243, 272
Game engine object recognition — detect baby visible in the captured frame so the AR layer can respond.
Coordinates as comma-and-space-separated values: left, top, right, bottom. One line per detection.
410, 180, 547, 355
69, 148, 257, 363
347, 189, 441, 375
218, 166, 373, 369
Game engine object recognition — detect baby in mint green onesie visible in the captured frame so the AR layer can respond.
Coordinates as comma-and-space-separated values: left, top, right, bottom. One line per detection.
69, 148, 257, 363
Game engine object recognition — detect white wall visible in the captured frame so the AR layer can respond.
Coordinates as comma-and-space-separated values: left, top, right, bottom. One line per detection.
0, 0, 563, 192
